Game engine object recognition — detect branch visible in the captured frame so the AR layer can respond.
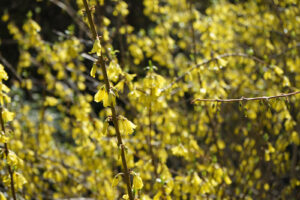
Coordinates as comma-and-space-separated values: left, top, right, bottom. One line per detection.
191, 91, 300, 104
161, 53, 264, 92
81, 1, 134, 199
270, 42, 300, 58
49, 0, 91, 38
0, 53, 22, 83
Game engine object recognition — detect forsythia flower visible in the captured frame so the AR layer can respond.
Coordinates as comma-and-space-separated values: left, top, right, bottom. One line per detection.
112, 174, 121, 187
89, 37, 102, 56
191, 172, 202, 185
0, 131, 8, 143
217, 139, 226, 150
7, 151, 18, 166
0, 64, 8, 81
44, 96, 59, 106
94, 87, 116, 107
14, 172, 27, 190
90, 63, 97, 78
2, 109, 14, 122
102, 121, 109, 135
171, 144, 188, 157
0, 192, 6, 200
3, 172, 27, 190
224, 175, 232, 185
133, 174, 143, 190
118, 115, 136, 135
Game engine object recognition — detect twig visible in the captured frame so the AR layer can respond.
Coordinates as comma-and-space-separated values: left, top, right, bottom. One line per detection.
0, 53, 22, 83
49, 0, 91, 38
270, 42, 300, 58
161, 53, 264, 92
191, 91, 300, 104
81, 1, 134, 199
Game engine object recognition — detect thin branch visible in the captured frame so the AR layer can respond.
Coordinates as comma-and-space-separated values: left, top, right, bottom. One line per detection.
161, 53, 264, 92
191, 91, 300, 104
0, 53, 22, 83
81, 1, 134, 199
49, 0, 91, 38
270, 42, 300, 58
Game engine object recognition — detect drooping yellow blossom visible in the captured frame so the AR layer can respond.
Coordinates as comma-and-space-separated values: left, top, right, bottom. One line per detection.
118, 115, 136, 135
2, 109, 14, 122
133, 174, 143, 190
0, 64, 8, 81
44, 96, 58, 106
112, 174, 122, 187
171, 144, 188, 157
14, 173, 27, 190
94, 87, 116, 107
0, 192, 6, 200
90, 63, 97, 78
89, 37, 102, 56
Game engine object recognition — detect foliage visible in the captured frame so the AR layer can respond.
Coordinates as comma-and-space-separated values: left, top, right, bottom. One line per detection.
0, 0, 300, 199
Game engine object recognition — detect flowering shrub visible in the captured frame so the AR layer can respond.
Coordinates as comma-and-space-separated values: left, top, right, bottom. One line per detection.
0, 0, 300, 199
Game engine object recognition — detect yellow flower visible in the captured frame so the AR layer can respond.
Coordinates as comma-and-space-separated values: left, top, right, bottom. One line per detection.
133, 174, 143, 190
102, 121, 109, 135
0, 64, 8, 81
191, 172, 202, 185
118, 116, 136, 135
1, 12, 9, 22
90, 63, 97, 78
171, 144, 188, 157
6, 151, 23, 168
94, 87, 116, 107
94, 87, 106, 102
224, 175, 232, 185
44, 96, 58, 106
0, 132, 8, 143
217, 139, 225, 150
0, 192, 6, 200
7, 151, 18, 166
112, 174, 121, 187
14, 172, 27, 190
264, 183, 270, 191
89, 38, 102, 56
2, 109, 14, 122
291, 131, 299, 145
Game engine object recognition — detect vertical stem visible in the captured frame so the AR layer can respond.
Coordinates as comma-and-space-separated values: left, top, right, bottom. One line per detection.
81, 1, 134, 199
0, 107, 17, 200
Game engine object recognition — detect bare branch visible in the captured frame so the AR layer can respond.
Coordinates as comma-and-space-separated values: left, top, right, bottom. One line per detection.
191, 91, 300, 104
162, 53, 264, 92
0, 53, 22, 83
49, 0, 91, 38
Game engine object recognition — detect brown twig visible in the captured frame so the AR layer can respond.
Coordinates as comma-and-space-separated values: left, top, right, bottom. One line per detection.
0, 53, 22, 83
161, 53, 265, 92
191, 91, 300, 104
81, 0, 134, 199
0, 107, 17, 200
49, 0, 91, 38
